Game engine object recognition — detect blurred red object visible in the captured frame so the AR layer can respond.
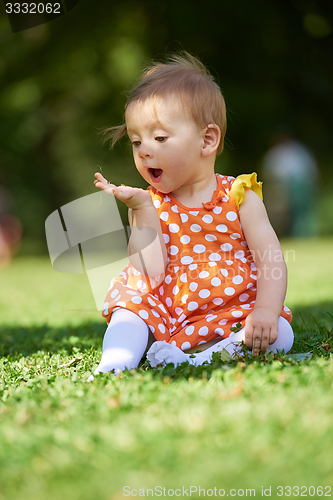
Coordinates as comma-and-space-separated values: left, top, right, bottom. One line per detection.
0, 213, 22, 268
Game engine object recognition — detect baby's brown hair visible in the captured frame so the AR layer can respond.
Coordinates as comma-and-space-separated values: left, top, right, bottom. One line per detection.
102, 52, 227, 155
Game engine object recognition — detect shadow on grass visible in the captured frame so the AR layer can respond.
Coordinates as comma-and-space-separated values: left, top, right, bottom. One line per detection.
0, 322, 106, 358
290, 302, 333, 354
1, 303, 332, 360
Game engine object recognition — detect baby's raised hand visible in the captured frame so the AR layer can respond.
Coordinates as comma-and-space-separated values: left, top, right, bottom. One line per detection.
94, 173, 152, 210
244, 307, 278, 355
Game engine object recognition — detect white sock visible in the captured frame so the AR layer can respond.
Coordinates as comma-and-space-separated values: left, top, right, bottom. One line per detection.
147, 316, 294, 368
88, 308, 150, 379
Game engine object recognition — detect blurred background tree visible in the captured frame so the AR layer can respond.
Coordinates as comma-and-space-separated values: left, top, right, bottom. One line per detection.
0, 0, 332, 253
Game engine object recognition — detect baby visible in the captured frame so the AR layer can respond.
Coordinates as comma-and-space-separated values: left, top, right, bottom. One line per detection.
91, 53, 293, 376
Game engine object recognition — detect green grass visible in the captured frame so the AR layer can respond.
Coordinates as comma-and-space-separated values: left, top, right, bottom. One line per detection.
1, 239, 333, 500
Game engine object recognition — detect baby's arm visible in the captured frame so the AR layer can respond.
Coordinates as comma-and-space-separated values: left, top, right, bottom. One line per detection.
238, 189, 287, 354
94, 173, 167, 277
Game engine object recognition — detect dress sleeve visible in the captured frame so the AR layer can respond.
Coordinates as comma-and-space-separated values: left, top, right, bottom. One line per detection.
229, 172, 263, 210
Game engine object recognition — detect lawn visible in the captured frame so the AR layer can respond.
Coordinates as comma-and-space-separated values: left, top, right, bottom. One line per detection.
0, 238, 333, 500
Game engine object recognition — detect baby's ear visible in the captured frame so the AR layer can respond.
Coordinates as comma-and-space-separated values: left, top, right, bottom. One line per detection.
202, 124, 221, 156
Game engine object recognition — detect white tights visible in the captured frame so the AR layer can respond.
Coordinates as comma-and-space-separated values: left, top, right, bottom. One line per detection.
89, 309, 294, 378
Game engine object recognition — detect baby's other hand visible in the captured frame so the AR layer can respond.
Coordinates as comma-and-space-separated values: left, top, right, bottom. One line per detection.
244, 307, 278, 355
94, 173, 152, 210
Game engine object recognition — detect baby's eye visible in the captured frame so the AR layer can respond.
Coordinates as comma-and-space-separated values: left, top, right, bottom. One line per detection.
131, 140, 141, 147
155, 136, 167, 142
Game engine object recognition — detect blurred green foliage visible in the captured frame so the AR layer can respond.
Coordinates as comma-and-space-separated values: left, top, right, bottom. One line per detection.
0, 0, 332, 246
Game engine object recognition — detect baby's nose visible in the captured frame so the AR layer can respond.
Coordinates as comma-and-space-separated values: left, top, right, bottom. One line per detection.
138, 142, 152, 158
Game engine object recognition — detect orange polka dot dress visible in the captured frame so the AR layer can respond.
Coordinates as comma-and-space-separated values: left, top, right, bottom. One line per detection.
102, 173, 292, 351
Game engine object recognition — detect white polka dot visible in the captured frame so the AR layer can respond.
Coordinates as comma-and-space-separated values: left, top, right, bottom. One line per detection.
165, 275, 172, 284
154, 200, 161, 208
139, 310, 149, 320
131, 296, 142, 304
202, 214, 213, 224
209, 262, 217, 267
226, 211, 237, 221
213, 298, 223, 305
165, 297, 172, 307
209, 253, 221, 261
169, 245, 179, 255
226, 260, 233, 265
163, 233, 170, 244
199, 271, 209, 279
189, 282, 198, 292
175, 307, 183, 315
220, 269, 228, 277
239, 293, 249, 302
185, 325, 195, 336
181, 341, 192, 350
216, 224, 227, 232
169, 223, 180, 233
180, 213, 188, 222
149, 326, 155, 334
158, 304, 167, 313
158, 323, 166, 333
205, 234, 217, 242
230, 233, 241, 239
188, 301, 198, 311
233, 275, 244, 285
235, 250, 245, 259
181, 294, 188, 303
160, 211, 169, 221
231, 310, 243, 318
220, 243, 233, 252
181, 256, 193, 265
171, 205, 179, 213
199, 289, 210, 299
151, 309, 160, 317
173, 285, 180, 295
224, 287, 235, 296
178, 314, 187, 322
250, 274, 257, 280
198, 326, 209, 336
116, 301, 126, 308
137, 280, 146, 289
214, 328, 224, 335
206, 314, 217, 322
200, 304, 208, 310
189, 263, 197, 270
180, 273, 187, 283
219, 319, 228, 325
174, 266, 179, 272
213, 206, 222, 214
125, 289, 137, 295
111, 289, 119, 298
189, 211, 199, 216
190, 224, 202, 233
240, 304, 251, 309
211, 277, 221, 286
180, 235, 190, 244
193, 244, 206, 253
251, 262, 257, 271
159, 286, 164, 295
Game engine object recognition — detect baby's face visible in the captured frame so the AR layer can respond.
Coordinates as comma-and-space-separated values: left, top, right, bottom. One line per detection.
125, 97, 206, 194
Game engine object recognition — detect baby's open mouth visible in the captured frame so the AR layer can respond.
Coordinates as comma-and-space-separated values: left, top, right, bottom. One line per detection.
148, 168, 163, 182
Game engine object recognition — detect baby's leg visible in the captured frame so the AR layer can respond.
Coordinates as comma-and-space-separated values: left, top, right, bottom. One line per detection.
147, 317, 294, 368
88, 308, 150, 379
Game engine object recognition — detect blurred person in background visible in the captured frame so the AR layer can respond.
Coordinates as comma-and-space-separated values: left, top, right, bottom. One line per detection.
262, 132, 319, 238
0, 185, 22, 268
